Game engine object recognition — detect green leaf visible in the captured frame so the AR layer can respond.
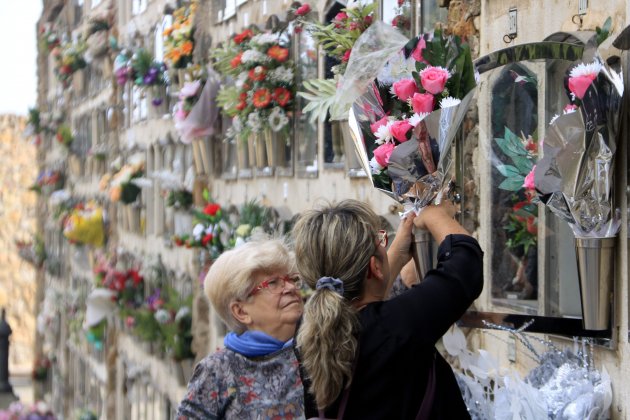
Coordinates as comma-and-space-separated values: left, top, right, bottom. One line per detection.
297, 78, 337, 124
202, 189, 209, 203
495, 164, 520, 178
498, 176, 525, 191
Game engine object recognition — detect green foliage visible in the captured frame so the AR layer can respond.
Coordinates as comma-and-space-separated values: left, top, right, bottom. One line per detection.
596, 17, 612, 46
494, 127, 534, 191
297, 78, 337, 124
167, 189, 193, 209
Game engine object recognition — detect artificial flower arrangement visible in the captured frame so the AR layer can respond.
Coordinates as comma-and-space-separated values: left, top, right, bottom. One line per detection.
94, 259, 145, 309
62, 201, 106, 247
0, 401, 56, 420
493, 127, 538, 254
39, 23, 60, 54
172, 190, 227, 259
172, 64, 208, 123
52, 38, 87, 88
100, 155, 145, 204
15, 235, 47, 268
29, 169, 65, 194
163, 1, 197, 70
55, 123, 74, 148
114, 48, 167, 88
211, 26, 296, 148
293, 1, 376, 123
31, 354, 52, 382
228, 199, 276, 248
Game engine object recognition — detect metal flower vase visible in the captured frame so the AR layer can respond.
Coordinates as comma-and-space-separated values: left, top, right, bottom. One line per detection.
411, 228, 432, 281
264, 128, 283, 168
254, 131, 267, 169
575, 237, 615, 331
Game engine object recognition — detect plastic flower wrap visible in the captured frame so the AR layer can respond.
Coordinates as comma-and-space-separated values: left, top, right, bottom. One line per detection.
62, 201, 105, 247
532, 56, 624, 238
443, 325, 612, 419
163, 1, 197, 69
211, 27, 296, 142
347, 24, 477, 212
173, 66, 221, 144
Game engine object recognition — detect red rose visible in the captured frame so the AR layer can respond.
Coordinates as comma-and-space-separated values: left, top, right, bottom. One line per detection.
203, 203, 221, 216
526, 217, 537, 235
295, 3, 311, 16
334, 12, 348, 21
234, 29, 253, 45
202, 233, 213, 246
364, 15, 373, 25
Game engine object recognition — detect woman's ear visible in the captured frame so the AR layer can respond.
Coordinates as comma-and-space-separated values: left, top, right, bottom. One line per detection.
230, 301, 253, 327
368, 255, 386, 283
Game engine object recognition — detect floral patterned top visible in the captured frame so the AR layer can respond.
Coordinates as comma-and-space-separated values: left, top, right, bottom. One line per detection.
176, 346, 305, 419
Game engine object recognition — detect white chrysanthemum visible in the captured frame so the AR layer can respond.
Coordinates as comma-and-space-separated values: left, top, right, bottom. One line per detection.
408, 113, 428, 127
247, 112, 262, 131
241, 49, 267, 64
268, 66, 294, 83
369, 157, 384, 174
235, 71, 249, 88
439, 96, 461, 108
251, 33, 280, 45
569, 60, 602, 78
374, 123, 393, 144
269, 107, 289, 132
549, 114, 560, 125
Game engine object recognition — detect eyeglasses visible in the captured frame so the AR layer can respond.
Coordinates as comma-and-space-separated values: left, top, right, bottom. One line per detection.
377, 229, 388, 248
249, 273, 303, 296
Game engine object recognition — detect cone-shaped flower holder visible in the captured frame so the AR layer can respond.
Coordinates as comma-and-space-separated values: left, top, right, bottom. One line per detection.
575, 237, 614, 330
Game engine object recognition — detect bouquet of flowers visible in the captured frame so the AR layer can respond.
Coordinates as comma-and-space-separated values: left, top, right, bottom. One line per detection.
101, 155, 145, 204
163, 1, 197, 70
39, 23, 60, 53
0, 401, 56, 420
294, 1, 376, 123
349, 26, 476, 211
531, 56, 623, 238
212, 27, 295, 144
129, 48, 167, 87
62, 201, 105, 247
52, 39, 87, 87
29, 169, 64, 194
55, 123, 74, 148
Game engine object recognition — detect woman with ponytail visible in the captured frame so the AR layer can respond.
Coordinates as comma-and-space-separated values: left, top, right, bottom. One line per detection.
293, 199, 483, 419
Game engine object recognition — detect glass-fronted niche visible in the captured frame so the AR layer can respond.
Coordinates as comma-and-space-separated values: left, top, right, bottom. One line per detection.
477, 58, 589, 318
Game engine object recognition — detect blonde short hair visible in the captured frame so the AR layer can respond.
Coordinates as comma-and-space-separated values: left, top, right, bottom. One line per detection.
204, 238, 295, 333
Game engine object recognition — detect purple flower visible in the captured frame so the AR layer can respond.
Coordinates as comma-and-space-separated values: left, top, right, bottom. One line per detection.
152, 97, 163, 107
146, 288, 161, 310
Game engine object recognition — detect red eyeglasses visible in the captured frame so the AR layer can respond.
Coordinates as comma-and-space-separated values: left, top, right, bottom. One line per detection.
248, 273, 303, 296
377, 229, 388, 248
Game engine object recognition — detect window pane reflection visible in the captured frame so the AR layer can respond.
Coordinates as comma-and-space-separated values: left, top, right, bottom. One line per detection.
295, 30, 318, 177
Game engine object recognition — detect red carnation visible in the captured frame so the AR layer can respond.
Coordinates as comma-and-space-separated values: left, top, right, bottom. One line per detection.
252, 88, 272, 108
295, 3, 311, 16
273, 87, 292, 107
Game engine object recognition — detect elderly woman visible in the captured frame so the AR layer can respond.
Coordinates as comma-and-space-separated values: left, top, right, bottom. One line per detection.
294, 199, 483, 419
176, 238, 305, 419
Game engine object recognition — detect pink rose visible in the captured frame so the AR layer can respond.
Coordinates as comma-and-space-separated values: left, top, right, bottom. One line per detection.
373, 143, 395, 167
568, 75, 595, 100
523, 165, 536, 190
411, 37, 427, 63
370, 116, 389, 134
295, 3, 311, 16
389, 120, 412, 142
411, 93, 434, 114
392, 79, 418, 101
419, 66, 450, 95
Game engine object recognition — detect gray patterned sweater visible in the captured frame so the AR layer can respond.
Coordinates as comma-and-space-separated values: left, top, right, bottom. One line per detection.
176, 346, 305, 419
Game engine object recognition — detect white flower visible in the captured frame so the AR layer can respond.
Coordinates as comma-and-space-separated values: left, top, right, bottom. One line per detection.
569, 60, 602, 78
408, 113, 428, 127
268, 66, 294, 83
374, 123, 393, 144
154, 309, 172, 324
439, 96, 461, 108
269, 107, 289, 132
251, 33, 280, 45
192, 223, 205, 240
175, 306, 191, 322
247, 112, 262, 132
369, 157, 384, 174
232, 116, 243, 132
241, 49, 267, 64
235, 71, 249, 89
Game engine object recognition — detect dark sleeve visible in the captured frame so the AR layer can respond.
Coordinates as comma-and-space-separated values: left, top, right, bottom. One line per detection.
380, 234, 483, 345
176, 358, 223, 420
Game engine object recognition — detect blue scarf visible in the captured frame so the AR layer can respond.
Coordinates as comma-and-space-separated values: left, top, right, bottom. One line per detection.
224, 330, 294, 357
